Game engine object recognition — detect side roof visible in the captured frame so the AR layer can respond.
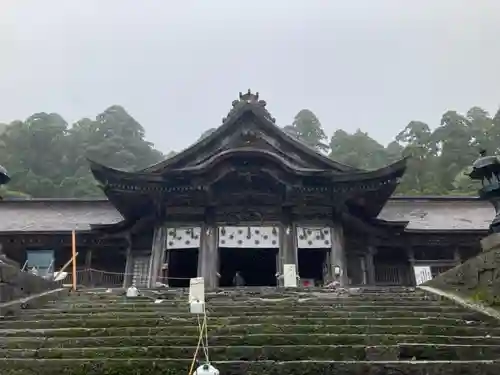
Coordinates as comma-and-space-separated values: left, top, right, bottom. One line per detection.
0, 197, 493, 233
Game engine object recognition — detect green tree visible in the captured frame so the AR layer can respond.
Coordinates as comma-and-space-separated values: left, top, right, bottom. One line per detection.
395, 121, 440, 194
286, 109, 328, 152
329, 129, 393, 170
0, 106, 165, 198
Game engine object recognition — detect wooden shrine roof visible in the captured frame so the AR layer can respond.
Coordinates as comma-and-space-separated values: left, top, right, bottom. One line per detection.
0, 197, 493, 234
89, 91, 407, 221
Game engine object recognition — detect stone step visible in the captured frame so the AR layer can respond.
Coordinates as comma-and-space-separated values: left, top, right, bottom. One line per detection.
3, 333, 500, 349
47, 299, 456, 308
2, 324, 498, 338
0, 316, 489, 330
0, 358, 498, 375
11, 310, 493, 321
78, 286, 420, 294
37, 301, 467, 314
66, 292, 445, 302
1, 343, 499, 361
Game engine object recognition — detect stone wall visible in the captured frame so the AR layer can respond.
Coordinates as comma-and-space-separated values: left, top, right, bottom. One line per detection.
425, 233, 500, 307
0, 261, 68, 316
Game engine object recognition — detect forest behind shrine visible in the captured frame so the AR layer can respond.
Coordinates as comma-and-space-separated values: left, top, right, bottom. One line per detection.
1, 103, 499, 199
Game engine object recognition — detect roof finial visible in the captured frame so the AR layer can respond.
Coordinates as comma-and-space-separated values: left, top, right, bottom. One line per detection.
239, 89, 259, 103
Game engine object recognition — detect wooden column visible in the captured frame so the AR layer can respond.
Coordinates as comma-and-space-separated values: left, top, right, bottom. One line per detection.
84, 248, 93, 288
406, 246, 417, 286
330, 221, 348, 286
122, 234, 133, 288
454, 247, 462, 265
199, 207, 218, 289
366, 246, 376, 286
279, 207, 296, 285
147, 225, 166, 288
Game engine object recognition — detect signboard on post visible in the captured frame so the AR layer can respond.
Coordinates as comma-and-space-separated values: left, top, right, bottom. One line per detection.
413, 266, 433, 285
283, 264, 298, 287
189, 277, 205, 314
189, 277, 205, 303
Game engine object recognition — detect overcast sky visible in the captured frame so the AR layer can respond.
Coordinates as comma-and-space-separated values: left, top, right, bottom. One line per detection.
1, 0, 499, 153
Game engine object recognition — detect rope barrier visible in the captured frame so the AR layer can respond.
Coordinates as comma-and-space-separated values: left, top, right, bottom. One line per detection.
86, 268, 194, 280
188, 311, 208, 375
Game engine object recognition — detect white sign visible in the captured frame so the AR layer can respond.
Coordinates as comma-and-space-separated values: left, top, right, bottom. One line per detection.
413, 266, 433, 285
189, 277, 205, 303
296, 226, 332, 249
283, 264, 298, 287
166, 227, 201, 249
218, 226, 279, 248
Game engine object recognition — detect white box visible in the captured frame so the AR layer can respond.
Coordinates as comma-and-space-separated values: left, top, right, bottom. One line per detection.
190, 301, 205, 314
283, 264, 298, 287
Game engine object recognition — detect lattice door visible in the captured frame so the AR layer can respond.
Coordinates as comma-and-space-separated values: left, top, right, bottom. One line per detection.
131, 255, 150, 288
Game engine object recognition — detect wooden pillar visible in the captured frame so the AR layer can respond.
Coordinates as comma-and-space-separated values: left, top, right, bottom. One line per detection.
330, 221, 348, 286
84, 248, 93, 288
366, 246, 376, 286
279, 207, 296, 285
406, 246, 417, 286
147, 225, 166, 288
199, 207, 218, 289
454, 247, 462, 265
122, 234, 133, 288
84, 248, 92, 270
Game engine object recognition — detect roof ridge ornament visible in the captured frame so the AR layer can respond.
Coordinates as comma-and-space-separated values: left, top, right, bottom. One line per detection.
239, 89, 259, 103
222, 90, 275, 124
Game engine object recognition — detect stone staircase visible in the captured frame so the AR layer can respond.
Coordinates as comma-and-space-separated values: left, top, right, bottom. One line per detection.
0, 286, 499, 374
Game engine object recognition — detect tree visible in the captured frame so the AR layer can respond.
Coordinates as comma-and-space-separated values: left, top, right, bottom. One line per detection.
395, 121, 440, 194
0, 106, 166, 198
329, 129, 393, 170
286, 110, 329, 152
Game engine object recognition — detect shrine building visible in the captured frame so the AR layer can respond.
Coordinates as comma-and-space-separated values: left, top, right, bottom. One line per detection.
0, 91, 494, 288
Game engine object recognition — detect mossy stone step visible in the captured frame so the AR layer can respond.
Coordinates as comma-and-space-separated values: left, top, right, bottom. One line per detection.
47, 299, 456, 308
38, 302, 467, 314
0, 316, 485, 330
0, 358, 498, 375
3, 324, 498, 338
12, 310, 493, 321
64, 293, 447, 302
2, 343, 499, 361
3, 333, 500, 349
0, 344, 367, 360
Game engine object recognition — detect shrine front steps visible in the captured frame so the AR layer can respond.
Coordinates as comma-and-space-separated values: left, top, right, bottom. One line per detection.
1, 288, 500, 375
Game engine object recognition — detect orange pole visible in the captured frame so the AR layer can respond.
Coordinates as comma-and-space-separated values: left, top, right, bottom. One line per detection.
72, 230, 77, 291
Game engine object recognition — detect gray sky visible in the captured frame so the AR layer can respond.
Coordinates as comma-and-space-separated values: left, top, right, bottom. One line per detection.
1, 0, 499, 153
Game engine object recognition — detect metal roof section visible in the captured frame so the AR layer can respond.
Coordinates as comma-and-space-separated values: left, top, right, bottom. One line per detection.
379, 199, 494, 232
0, 200, 122, 233
0, 196, 494, 233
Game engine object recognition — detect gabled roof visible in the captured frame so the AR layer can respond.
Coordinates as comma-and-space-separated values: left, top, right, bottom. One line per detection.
141, 90, 360, 173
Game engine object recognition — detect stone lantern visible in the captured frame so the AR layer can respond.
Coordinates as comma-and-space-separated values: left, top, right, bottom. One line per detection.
469, 150, 500, 233
0, 164, 9, 185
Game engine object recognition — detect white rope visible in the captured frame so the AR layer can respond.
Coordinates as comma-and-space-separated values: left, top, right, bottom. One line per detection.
189, 306, 211, 375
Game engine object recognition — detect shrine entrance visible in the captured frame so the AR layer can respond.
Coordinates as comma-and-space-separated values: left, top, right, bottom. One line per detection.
217, 226, 280, 287
166, 248, 199, 287
297, 248, 328, 287
218, 247, 278, 287
164, 227, 201, 288
296, 226, 332, 287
